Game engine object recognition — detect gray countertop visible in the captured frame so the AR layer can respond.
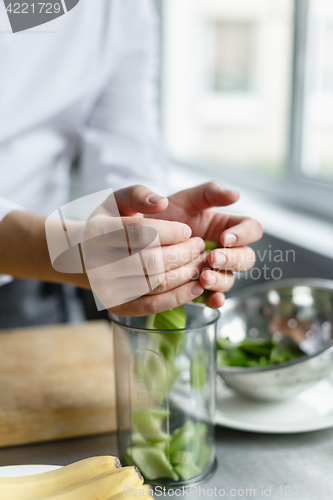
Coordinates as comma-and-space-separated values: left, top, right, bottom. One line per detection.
1, 425, 332, 500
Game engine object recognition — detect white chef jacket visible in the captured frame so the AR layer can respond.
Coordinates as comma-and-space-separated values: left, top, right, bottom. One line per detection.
0, 0, 167, 223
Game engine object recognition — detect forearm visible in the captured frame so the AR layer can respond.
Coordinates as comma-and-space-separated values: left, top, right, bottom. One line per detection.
0, 211, 90, 288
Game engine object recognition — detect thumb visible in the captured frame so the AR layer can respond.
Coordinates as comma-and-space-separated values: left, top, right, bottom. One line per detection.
109, 185, 168, 216
170, 181, 239, 212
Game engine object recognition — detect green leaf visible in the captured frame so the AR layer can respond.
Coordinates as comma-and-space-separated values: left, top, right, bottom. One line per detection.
217, 336, 306, 367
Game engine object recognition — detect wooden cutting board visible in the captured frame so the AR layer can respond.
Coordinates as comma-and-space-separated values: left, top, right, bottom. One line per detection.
0, 320, 116, 448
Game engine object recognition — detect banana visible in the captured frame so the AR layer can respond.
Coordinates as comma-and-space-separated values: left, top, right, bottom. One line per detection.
107, 484, 154, 499
37, 466, 144, 500
0, 456, 121, 500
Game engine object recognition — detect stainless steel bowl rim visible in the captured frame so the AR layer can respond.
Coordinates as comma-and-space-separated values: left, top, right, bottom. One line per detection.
217, 278, 333, 374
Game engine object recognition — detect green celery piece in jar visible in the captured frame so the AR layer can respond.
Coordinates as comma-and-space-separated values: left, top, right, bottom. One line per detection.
170, 450, 194, 466
197, 441, 212, 470
174, 462, 202, 481
144, 306, 186, 397
195, 422, 208, 440
123, 446, 179, 482
169, 420, 196, 455
146, 305, 187, 331
159, 329, 185, 353
189, 423, 210, 467
190, 356, 207, 390
148, 408, 170, 421
131, 409, 170, 444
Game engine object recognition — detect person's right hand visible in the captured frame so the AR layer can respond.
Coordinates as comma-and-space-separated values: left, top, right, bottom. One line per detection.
81, 185, 206, 316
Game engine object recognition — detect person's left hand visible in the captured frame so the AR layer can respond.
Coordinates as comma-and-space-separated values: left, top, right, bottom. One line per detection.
149, 182, 263, 309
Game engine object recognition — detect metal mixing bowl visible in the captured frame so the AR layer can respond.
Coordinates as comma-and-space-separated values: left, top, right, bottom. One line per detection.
217, 279, 333, 401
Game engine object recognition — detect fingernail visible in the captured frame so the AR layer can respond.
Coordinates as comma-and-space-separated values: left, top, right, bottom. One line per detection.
214, 251, 227, 266
191, 284, 204, 297
198, 239, 206, 253
224, 234, 237, 247
148, 193, 166, 205
205, 272, 216, 288
184, 226, 192, 240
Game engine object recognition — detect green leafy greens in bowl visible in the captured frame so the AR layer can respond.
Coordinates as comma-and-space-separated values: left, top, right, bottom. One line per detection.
217, 336, 306, 368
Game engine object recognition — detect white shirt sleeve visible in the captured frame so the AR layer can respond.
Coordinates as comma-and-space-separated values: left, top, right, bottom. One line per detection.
0, 196, 25, 287
0, 196, 25, 223
81, 0, 169, 197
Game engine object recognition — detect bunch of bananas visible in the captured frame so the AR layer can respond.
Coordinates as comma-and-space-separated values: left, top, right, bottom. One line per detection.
0, 456, 153, 500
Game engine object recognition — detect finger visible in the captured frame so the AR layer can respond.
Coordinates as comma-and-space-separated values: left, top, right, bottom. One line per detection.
110, 281, 204, 317
171, 181, 239, 214
110, 185, 169, 216
83, 238, 205, 282
142, 237, 205, 276
204, 292, 225, 309
87, 237, 205, 276
207, 246, 256, 272
84, 216, 192, 247
199, 270, 235, 293
220, 216, 263, 247
117, 252, 208, 295
125, 218, 192, 247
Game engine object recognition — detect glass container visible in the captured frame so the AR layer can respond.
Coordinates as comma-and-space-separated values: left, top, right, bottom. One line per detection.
111, 303, 220, 487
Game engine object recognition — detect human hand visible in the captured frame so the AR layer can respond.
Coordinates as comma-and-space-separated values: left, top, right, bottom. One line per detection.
149, 182, 263, 309
81, 185, 207, 316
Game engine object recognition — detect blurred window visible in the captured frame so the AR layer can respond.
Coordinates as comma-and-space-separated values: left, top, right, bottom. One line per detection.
300, 1, 333, 182
210, 22, 256, 93
163, 0, 293, 179
324, 25, 333, 93
162, 0, 333, 213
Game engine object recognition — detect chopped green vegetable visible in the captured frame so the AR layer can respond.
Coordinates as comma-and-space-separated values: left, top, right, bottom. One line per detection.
190, 356, 207, 391
203, 240, 218, 252
131, 410, 170, 444
124, 420, 211, 483
148, 305, 187, 331
192, 289, 211, 304
169, 420, 196, 455
174, 462, 202, 481
217, 336, 306, 368
193, 240, 218, 304
123, 446, 179, 481
135, 241, 218, 483
170, 450, 193, 465
196, 441, 212, 470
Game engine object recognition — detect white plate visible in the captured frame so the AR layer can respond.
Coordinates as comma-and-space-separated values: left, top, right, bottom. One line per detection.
215, 375, 333, 434
0, 465, 61, 478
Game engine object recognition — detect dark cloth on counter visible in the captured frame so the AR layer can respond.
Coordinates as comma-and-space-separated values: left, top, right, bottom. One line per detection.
0, 280, 68, 329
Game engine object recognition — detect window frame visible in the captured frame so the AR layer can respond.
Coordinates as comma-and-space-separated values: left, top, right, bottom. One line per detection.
159, 0, 333, 220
